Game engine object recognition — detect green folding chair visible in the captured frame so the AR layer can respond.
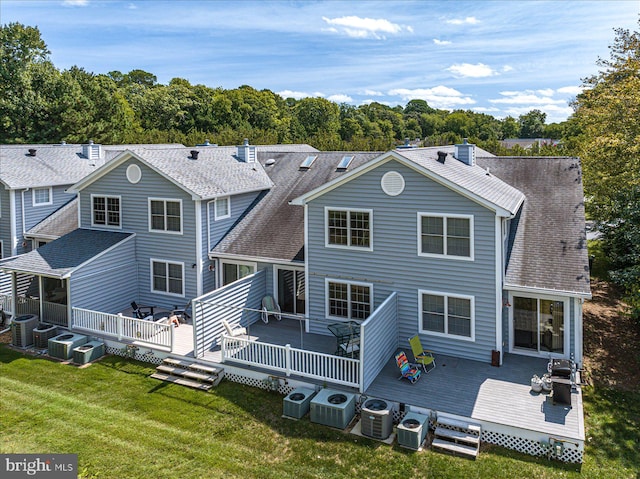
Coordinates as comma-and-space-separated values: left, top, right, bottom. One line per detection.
408, 335, 436, 373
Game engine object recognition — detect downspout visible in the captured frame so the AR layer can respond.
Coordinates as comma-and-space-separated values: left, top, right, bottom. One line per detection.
495, 216, 504, 364
206, 199, 215, 253
195, 200, 203, 297
21, 188, 29, 238
303, 204, 310, 333
9, 190, 17, 255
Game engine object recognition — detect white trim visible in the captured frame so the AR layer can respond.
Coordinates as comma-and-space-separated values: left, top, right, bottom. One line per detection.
505, 283, 592, 300
214, 196, 231, 220
90, 194, 122, 229
148, 197, 183, 235
324, 206, 373, 252
324, 277, 373, 321
380, 170, 405, 196
417, 212, 474, 261
508, 292, 570, 359
209, 252, 304, 265
574, 298, 584, 367
304, 204, 310, 333
195, 199, 203, 297
219, 259, 257, 287
10, 190, 17, 255
418, 289, 476, 342
150, 258, 185, 297
32, 187, 53, 206
290, 152, 519, 216
126, 164, 142, 184
495, 216, 503, 361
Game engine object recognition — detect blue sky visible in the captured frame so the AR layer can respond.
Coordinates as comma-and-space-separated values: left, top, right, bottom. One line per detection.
3, 0, 639, 123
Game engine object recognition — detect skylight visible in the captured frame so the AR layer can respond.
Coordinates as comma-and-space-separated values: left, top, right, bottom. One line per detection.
300, 155, 317, 169
337, 155, 354, 170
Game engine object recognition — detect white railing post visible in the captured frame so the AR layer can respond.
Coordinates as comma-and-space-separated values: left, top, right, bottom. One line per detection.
170, 324, 175, 352
285, 344, 291, 377
117, 313, 123, 340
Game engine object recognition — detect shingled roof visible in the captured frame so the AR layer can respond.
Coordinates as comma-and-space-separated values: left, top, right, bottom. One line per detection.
476, 156, 591, 297
25, 198, 78, 241
212, 151, 381, 262
0, 229, 134, 278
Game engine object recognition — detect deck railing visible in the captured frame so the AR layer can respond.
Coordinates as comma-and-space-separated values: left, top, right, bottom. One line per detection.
0, 294, 12, 315
222, 335, 360, 388
41, 301, 68, 326
72, 308, 174, 351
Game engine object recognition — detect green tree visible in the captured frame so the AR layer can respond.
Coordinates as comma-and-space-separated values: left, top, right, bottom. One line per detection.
518, 109, 547, 138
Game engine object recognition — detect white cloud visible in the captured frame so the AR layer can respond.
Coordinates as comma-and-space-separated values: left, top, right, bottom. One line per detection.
322, 16, 411, 39
433, 38, 452, 45
502, 65, 514, 73
490, 90, 566, 106
327, 94, 353, 103
62, 0, 88, 6
557, 85, 583, 95
277, 90, 311, 100
127, 3, 137, 9
446, 16, 479, 25
447, 63, 497, 78
388, 86, 475, 109
362, 89, 384, 96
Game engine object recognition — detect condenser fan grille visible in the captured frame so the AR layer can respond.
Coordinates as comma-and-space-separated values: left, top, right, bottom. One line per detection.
364, 399, 388, 411
328, 394, 347, 404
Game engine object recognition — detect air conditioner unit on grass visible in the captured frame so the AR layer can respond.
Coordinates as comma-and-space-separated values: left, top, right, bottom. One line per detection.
73, 340, 105, 364
396, 411, 429, 450
310, 389, 356, 430
283, 387, 316, 419
11, 314, 39, 348
360, 398, 393, 440
48, 333, 88, 360
33, 323, 58, 348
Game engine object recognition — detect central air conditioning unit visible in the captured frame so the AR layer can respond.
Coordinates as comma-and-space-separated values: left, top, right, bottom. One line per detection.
360, 398, 394, 440
11, 314, 39, 348
310, 389, 356, 430
396, 411, 429, 450
73, 340, 105, 365
33, 323, 58, 348
48, 333, 88, 360
283, 387, 317, 419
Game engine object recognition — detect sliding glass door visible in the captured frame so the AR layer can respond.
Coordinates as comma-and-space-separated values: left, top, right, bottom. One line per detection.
277, 268, 305, 317
513, 296, 565, 354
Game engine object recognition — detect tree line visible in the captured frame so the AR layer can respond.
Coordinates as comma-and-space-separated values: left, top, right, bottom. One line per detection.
1, 22, 562, 154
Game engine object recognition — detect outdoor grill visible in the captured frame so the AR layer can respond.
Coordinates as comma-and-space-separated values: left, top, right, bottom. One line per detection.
549, 359, 573, 406
550, 359, 572, 378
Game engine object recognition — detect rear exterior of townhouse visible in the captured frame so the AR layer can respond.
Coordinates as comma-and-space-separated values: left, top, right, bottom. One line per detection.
0, 140, 590, 462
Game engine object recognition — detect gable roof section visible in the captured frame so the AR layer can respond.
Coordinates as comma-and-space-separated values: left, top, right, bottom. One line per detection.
476, 156, 591, 297
0, 228, 134, 278
211, 151, 381, 262
291, 146, 525, 217
67, 145, 318, 200
25, 198, 78, 240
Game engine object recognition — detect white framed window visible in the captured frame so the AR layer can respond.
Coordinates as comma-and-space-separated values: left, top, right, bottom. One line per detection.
325, 207, 372, 250
33, 187, 52, 206
417, 213, 473, 260
221, 260, 256, 286
150, 259, 184, 296
215, 197, 230, 220
325, 279, 372, 321
149, 198, 182, 233
92, 195, 121, 228
419, 289, 475, 341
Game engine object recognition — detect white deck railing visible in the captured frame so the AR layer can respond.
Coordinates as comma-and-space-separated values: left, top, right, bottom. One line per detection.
0, 294, 12, 315
222, 335, 360, 388
72, 308, 174, 351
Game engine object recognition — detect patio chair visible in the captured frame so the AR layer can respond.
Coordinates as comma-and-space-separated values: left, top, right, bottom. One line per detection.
171, 302, 192, 323
395, 351, 421, 384
339, 336, 360, 358
261, 295, 282, 324
408, 335, 436, 373
221, 319, 247, 337
131, 301, 154, 319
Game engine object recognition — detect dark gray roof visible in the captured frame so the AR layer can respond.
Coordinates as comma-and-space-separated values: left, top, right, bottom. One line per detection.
0, 229, 133, 278
396, 146, 524, 215
26, 198, 78, 240
476, 156, 591, 296
212, 151, 381, 262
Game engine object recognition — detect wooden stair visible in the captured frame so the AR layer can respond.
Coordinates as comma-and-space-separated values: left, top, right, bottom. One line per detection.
431, 415, 481, 459
151, 357, 224, 391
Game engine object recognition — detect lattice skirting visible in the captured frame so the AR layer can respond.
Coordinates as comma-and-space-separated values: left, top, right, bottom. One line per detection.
105, 345, 163, 365
481, 429, 583, 463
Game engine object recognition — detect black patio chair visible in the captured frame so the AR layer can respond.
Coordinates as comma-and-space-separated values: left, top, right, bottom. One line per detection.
131, 301, 154, 319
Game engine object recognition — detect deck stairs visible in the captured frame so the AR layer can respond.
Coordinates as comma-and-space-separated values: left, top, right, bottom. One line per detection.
151, 357, 224, 391
431, 414, 481, 459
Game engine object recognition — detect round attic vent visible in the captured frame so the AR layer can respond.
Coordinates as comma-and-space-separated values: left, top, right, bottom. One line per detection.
126, 164, 142, 184
381, 171, 405, 196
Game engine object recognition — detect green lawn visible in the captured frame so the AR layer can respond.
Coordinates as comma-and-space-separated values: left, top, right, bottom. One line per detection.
1, 346, 638, 479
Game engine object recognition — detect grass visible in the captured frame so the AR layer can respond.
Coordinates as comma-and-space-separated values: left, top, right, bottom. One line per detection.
1, 347, 638, 478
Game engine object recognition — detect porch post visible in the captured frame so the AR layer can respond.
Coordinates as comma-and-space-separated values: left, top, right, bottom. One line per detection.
285, 344, 291, 377
66, 279, 72, 329
38, 275, 44, 320
117, 313, 123, 340
11, 272, 18, 317
170, 324, 175, 352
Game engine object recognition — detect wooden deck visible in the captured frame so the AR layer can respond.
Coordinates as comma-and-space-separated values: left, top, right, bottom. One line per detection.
159, 318, 584, 442
365, 352, 584, 441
